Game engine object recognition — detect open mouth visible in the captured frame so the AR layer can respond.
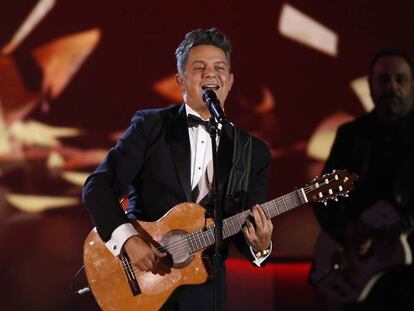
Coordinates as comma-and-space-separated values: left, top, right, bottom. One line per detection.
202, 84, 220, 91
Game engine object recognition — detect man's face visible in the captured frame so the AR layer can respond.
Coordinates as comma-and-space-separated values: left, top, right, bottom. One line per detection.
370, 56, 414, 123
177, 44, 234, 118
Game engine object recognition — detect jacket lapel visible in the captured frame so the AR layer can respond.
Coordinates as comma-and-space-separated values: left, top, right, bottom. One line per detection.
167, 105, 193, 202
167, 106, 235, 202
217, 122, 234, 194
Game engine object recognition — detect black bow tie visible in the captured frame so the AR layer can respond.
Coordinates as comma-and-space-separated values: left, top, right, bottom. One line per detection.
187, 114, 211, 128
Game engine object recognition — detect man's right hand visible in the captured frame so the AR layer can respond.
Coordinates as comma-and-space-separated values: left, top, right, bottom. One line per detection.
123, 235, 167, 272
346, 220, 374, 258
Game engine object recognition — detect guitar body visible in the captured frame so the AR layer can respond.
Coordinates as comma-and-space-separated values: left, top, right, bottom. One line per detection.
84, 202, 212, 311
82, 170, 357, 310
310, 201, 412, 303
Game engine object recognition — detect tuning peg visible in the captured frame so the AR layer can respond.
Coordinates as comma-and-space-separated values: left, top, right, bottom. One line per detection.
323, 201, 328, 206
334, 198, 338, 202
343, 194, 349, 198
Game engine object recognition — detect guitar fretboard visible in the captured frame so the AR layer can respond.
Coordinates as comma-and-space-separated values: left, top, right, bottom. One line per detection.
186, 188, 308, 253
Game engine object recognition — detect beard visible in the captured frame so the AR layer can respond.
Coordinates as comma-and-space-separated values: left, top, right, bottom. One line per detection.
374, 93, 412, 122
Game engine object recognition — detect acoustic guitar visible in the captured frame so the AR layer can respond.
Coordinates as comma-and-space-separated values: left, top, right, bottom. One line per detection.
84, 169, 357, 311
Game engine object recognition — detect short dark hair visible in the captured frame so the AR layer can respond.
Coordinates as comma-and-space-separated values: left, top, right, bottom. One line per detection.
369, 48, 414, 81
175, 28, 232, 74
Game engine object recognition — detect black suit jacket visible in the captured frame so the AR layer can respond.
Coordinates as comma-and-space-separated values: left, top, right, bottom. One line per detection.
313, 110, 414, 245
82, 104, 271, 259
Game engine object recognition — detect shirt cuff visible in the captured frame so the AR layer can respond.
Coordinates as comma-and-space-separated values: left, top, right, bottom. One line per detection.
250, 242, 273, 267
105, 223, 139, 256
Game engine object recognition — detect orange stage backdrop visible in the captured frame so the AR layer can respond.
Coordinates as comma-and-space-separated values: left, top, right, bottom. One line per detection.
1, 0, 413, 310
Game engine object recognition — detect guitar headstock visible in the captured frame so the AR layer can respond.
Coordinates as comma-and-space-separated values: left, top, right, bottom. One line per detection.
304, 169, 358, 204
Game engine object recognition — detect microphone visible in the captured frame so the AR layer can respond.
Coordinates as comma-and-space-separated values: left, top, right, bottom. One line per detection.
202, 89, 227, 123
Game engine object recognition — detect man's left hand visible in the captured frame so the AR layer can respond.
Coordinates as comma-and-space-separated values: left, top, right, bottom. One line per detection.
243, 204, 273, 252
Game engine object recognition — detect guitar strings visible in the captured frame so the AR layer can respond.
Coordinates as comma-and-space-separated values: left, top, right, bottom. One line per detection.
126, 175, 346, 274
151, 181, 334, 256
156, 179, 341, 254
151, 174, 345, 256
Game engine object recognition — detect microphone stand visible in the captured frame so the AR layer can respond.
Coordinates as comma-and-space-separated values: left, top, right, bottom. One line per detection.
207, 116, 224, 311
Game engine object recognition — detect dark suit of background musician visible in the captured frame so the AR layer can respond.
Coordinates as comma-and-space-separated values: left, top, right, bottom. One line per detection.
82, 28, 273, 311
313, 49, 414, 311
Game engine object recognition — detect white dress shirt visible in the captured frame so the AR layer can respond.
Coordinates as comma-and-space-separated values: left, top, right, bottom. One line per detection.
105, 104, 271, 265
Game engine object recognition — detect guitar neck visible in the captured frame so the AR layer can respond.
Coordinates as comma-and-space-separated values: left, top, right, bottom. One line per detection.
187, 188, 308, 253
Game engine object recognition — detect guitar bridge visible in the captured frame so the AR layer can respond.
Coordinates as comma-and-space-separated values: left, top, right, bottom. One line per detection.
120, 253, 141, 296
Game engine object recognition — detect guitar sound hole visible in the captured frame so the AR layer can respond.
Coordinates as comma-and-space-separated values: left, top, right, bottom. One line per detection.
161, 229, 194, 268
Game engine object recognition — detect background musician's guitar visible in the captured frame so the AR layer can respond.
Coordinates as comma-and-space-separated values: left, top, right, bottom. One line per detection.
310, 200, 414, 303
